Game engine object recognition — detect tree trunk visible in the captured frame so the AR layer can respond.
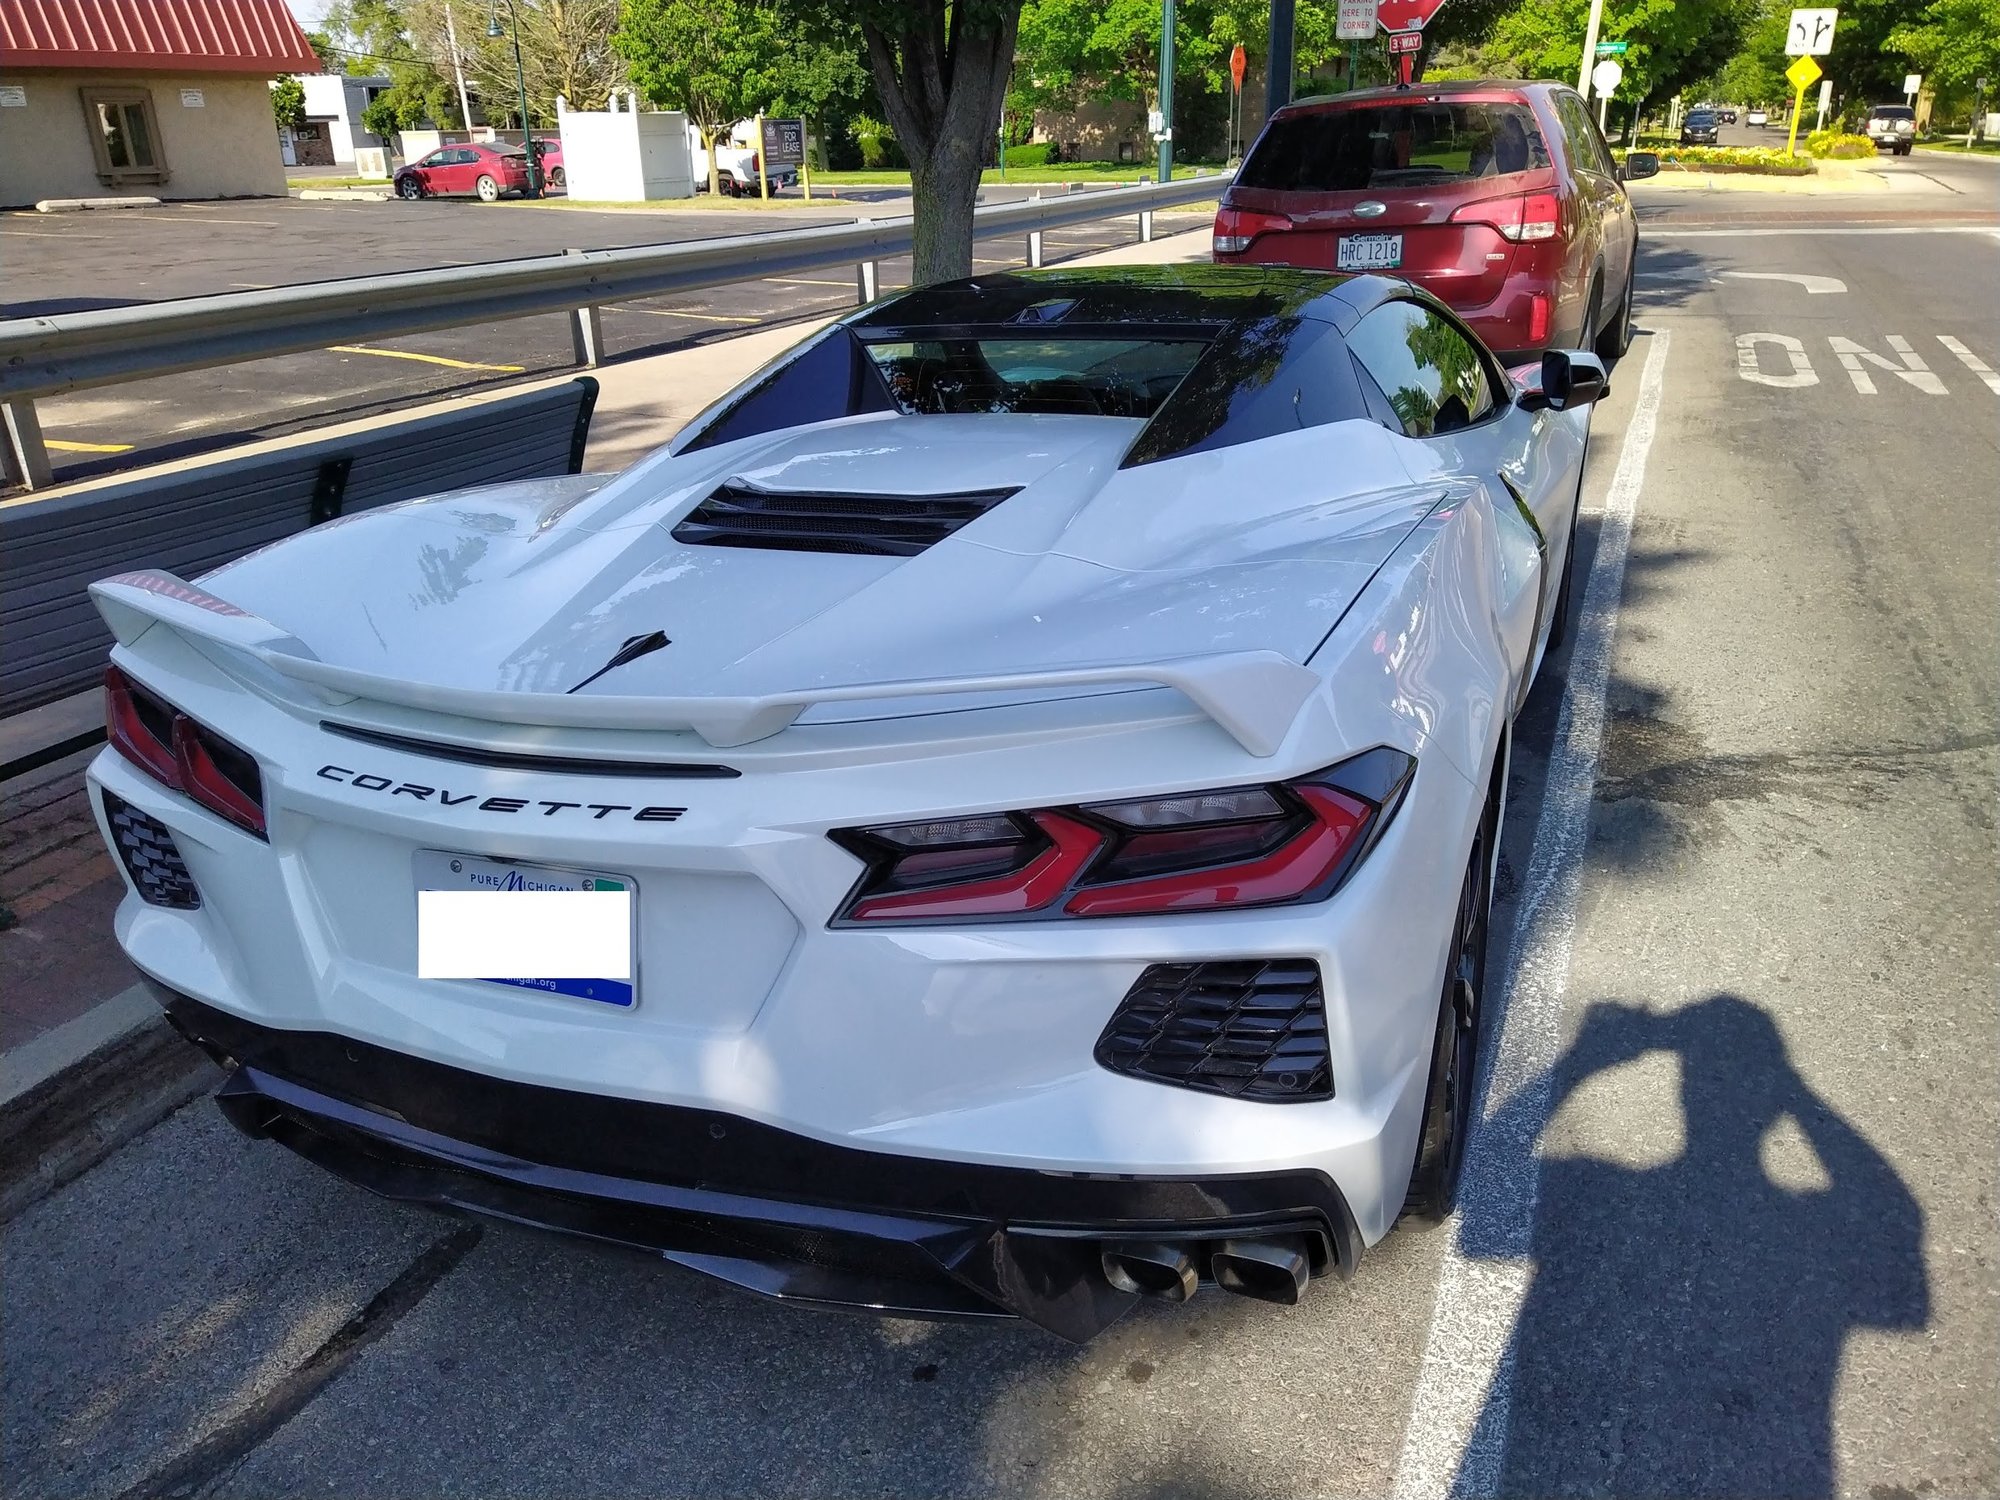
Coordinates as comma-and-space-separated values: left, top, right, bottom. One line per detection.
909, 140, 984, 284
861, 2, 1022, 284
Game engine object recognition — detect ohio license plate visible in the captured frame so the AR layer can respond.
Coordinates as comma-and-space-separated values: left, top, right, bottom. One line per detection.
413, 850, 636, 1007
1337, 233, 1404, 271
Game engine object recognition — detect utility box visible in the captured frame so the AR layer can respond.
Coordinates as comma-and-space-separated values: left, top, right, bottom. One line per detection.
556, 93, 694, 201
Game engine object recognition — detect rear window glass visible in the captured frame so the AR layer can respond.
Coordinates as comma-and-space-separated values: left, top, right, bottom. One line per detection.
862, 338, 1210, 418
1871, 106, 1915, 118
1238, 101, 1552, 192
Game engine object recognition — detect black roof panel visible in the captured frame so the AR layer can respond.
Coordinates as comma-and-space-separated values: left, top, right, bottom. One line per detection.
847, 265, 1360, 335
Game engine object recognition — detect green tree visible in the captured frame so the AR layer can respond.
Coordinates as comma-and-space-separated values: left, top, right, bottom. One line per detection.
326, 0, 462, 138
1886, 0, 2000, 95
453, 0, 627, 123
616, 0, 780, 193
271, 75, 308, 130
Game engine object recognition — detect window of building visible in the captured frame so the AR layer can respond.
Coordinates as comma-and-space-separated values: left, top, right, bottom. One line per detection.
81, 87, 168, 185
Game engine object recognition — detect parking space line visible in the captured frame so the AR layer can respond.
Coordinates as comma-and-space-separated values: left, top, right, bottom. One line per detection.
328, 345, 527, 372
45, 438, 135, 453
763, 276, 850, 287
1391, 329, 1675, 1500
613, 307, 761, 324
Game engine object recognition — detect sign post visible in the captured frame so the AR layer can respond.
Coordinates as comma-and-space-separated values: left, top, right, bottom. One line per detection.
1591, 57, 1623, 130
1228, 43, 1247, 160
1902, 72, 1921, 106
1970, 76, 1988, 148
1816, 76, 1833, 132
1785, 7, 1838, 56
1337, 0, 1375, 91
1784, 53, 1823, 155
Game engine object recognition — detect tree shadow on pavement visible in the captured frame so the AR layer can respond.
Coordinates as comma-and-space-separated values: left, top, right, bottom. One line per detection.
1454, 993, 1928, 1498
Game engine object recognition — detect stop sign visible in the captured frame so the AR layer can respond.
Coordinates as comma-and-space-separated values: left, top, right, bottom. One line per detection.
1375, 0, 1448, 31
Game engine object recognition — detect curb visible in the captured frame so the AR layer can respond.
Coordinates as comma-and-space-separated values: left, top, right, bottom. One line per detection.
36, 196, 161, 213
0, 980, 219, 1220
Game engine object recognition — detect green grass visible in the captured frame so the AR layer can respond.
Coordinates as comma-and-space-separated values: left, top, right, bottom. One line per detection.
1916, 138, 2000, 154
289, 176, 387, 190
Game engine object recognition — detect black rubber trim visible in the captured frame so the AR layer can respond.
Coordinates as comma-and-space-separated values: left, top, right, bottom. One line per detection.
566, 376, 599, 475
319, 721, 741, 779
155, 988, 1363, 1339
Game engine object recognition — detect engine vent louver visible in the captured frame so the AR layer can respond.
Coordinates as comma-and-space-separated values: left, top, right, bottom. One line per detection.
672, 481, 1019, 558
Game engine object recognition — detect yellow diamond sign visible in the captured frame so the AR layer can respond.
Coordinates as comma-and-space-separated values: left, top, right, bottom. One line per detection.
1787, 54, 1823, 93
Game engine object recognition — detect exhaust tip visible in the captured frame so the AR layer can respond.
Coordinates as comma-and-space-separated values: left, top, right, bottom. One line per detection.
1101, 1241, 1198, 1302
1211, 1235, 1310, 1305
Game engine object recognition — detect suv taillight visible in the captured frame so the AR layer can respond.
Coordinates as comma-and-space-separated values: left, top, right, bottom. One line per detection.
829, 748, 1414, 925
1213, 205, 1292, 255
1449, 191, 1562, 242
104, 665, 267, 838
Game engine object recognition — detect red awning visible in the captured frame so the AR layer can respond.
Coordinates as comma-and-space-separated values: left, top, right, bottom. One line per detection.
0, 0, 323, 74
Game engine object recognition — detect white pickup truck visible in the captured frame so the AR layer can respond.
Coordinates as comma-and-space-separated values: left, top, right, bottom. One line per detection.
1864, 104, 1917, 156
701, 143, 800, 196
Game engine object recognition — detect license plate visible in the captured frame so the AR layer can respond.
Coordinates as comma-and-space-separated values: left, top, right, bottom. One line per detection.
1338, 233, 1404, 271
413, 850, 636, 1007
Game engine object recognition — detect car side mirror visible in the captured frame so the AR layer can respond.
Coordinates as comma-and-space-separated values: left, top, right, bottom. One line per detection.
1621, 151, 1660, 181
1517, 350, 1610, 412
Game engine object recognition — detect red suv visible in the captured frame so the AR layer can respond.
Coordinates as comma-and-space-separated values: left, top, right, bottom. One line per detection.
1214, 80, 1658, 361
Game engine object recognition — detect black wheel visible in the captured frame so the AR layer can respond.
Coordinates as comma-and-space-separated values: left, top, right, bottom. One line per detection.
396, 176, 423, 200
1578, 276, 1602, 353
550, 165, 566, 188
1402, 804, 1493, 1227
1595, 255, 1634, 362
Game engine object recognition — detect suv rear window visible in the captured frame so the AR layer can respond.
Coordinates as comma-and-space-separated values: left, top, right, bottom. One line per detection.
1870, 106, 1915, 119
1238, 101, 1552, 192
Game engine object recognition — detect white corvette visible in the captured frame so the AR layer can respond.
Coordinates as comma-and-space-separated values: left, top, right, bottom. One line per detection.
87, 267, 1602, 1341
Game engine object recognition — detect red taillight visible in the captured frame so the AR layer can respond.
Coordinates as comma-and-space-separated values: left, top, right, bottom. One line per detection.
172, 717, 266, 836
830, 749, 1413, 925
103, 665, 267, 838
106, 665, 179, 786
1527, 291, 1552, 346
1448, 191, 1561, 243
1213, 205, 1292, 255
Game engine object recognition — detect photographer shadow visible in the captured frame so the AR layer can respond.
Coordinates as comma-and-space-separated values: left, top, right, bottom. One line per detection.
1458, 994, 1928, 1498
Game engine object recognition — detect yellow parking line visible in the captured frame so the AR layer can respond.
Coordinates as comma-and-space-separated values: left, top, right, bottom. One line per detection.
46, 438, 136, 453
329, 345, 526, 373
617, 307, 761, 324
763, 276, 850, 287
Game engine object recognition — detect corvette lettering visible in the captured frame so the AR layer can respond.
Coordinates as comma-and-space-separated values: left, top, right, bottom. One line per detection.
315, 765, 685, 822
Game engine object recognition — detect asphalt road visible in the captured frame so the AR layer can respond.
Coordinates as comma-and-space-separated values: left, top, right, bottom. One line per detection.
1, 194, 1210, 485
5, 213, 1998, 1499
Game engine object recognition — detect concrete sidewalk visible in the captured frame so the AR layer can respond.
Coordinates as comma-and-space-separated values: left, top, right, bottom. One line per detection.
0, 223, 1212, 1217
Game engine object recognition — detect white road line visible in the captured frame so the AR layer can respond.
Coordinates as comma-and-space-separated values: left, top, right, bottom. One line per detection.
1646, 224, 1999, 238
1938, 335, 2000, 393
1391, 328, 1674, 1500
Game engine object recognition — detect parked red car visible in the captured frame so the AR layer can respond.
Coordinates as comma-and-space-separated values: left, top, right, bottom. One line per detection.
393, 143, 533, 202
1214, 80, 1659, 361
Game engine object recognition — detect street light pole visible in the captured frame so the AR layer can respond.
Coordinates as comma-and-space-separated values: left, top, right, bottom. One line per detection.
1157, 0, 1176, 183
487, 0, 541, 198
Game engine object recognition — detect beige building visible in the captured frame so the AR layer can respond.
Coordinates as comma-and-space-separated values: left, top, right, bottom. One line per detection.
0, 0, 321, 206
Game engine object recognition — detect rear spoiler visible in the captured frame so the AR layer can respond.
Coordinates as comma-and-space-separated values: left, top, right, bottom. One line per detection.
91, 571, 1320, 758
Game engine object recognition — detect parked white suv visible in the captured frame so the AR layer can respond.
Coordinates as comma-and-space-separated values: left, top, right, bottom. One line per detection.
1865, 104, 1917, 155
704, 145, 799, 196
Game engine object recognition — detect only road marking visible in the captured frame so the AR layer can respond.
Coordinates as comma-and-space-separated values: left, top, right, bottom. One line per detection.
328, 345, 527, 372
1716, 271, 1847, 294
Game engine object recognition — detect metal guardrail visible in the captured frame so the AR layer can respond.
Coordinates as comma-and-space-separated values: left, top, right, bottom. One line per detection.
0, 174, 1230, 489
